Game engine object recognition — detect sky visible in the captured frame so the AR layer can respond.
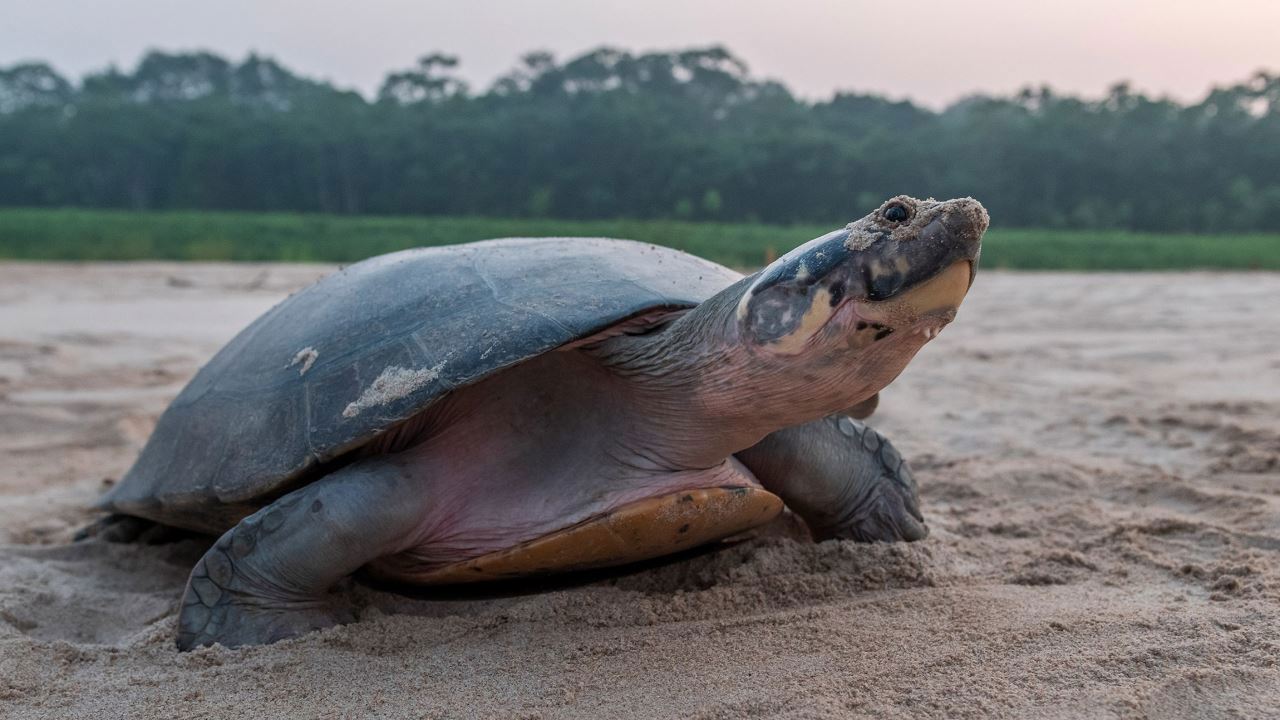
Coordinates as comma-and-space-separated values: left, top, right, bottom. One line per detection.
3, 0, 1278, 107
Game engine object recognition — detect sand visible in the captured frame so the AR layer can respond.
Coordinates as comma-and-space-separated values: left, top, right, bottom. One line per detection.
0, 263, 1277, 719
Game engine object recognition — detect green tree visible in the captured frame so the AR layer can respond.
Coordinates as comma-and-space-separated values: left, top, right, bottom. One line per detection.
1, 48, 1278, 231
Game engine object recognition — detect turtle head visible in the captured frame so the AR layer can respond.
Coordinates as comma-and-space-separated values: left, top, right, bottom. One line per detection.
737, 195, 987, 360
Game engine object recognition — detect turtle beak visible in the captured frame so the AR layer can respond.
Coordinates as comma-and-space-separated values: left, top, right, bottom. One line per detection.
853, 258, 972, 329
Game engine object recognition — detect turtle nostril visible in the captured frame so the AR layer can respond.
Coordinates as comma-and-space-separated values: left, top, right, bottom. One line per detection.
943, 214, 984, 254
943, 200, 990, 247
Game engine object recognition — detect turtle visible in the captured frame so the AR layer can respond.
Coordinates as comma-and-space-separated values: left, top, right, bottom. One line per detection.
93, 194, 987, 650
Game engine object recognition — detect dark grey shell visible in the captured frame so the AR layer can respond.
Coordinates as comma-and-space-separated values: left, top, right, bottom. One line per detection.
100, 238, 741, 531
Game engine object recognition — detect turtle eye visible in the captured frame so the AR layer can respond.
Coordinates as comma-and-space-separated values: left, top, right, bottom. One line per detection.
884, 203, 910, 223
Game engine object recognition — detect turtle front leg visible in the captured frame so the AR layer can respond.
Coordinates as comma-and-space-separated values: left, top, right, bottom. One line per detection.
177, 458, 428, 650
736, 415, 927, 542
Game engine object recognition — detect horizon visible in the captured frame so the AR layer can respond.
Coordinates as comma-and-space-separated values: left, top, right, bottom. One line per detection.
6, 0, 1279, 108
4, 44, 1276, 111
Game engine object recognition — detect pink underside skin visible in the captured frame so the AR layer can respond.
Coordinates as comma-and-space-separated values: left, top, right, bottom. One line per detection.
372, 347, 759, 576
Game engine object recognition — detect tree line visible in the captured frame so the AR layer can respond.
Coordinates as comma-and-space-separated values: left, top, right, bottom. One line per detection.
1, 47, 1278, 231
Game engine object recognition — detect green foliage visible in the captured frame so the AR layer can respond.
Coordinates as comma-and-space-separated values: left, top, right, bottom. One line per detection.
1, 48, 1280, 232
2, 209, 1276, 270
702, 189, 723, 216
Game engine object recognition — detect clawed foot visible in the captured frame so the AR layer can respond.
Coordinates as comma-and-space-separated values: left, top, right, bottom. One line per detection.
174, 460, 436, 650
176, 511, 354, 650
821, 473, 927, 542
816, 425, 928, 543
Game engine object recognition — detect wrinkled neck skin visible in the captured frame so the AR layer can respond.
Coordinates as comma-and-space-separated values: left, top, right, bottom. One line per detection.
589, 276, 931, 471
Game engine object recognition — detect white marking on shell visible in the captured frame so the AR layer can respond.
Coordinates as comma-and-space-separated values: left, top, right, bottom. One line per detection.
342, 360, 447, 418
288, 347, 318, 376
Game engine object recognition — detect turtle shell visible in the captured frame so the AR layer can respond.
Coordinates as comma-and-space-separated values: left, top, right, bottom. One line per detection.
100, 238, 742, 533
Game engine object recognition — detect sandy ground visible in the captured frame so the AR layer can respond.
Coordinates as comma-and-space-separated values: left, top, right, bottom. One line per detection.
0, 262, 1278, 719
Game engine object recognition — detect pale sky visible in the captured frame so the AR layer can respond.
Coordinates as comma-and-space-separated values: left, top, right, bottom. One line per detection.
3, 0, 1278, 107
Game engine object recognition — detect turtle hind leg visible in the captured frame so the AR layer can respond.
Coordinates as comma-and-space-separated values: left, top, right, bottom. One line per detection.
177, 457, 430, 650
74, 514, 194, 544
736, 414, 927, 543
